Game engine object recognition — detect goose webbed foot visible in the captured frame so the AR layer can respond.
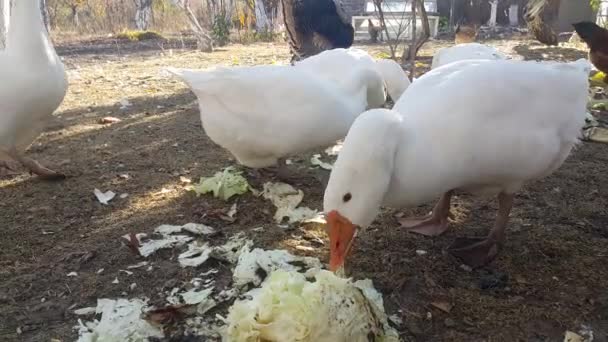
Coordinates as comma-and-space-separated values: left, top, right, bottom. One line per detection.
9, 150, 65, 181
448, 237, 501, 268
448, 192, 514, 268
399, 191, 454, 236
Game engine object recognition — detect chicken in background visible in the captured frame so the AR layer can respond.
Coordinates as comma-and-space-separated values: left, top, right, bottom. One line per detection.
454, 22, 478, 44
525, 0, 558, 46
573, 21, 608, 83
368, 19, 383, 43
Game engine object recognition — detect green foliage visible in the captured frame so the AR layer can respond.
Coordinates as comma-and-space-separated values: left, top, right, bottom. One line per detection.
116, 30, 165, 41
255, 28, 280, 42
212, 14, 231, 46
438, 16, 449, 32
590, 0, 601, 11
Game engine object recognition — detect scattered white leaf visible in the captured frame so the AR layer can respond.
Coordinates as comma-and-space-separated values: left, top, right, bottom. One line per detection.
126, 261, 149, 269
227, 203, 238, 219
310, 154, 333, 170
119, 193, 129, 199
67, 272, 78, 277
123, 223, 214, 257
166, 287, 217, 316
179, 176, 192, 184
119, 98, 132, 109
75, 298, 163, 342
262, 182, 318, 224
112, 277, 120, 284
200, 269, 219, 277
94, 189, 116, 205
325, 143, 343, 156
96, 268, 105, 274
210, 233, 253, 264
156, 223, 216, 236
74, 307, 97, 316
415, 250, 428, 256
130, 283, 137, 291
178, 242, 212, 268
119, 270, 134, 276
233, 248, 323, 288
388, 314, 403, 326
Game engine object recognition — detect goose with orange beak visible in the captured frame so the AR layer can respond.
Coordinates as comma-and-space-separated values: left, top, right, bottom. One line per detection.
324, 59, 590, 271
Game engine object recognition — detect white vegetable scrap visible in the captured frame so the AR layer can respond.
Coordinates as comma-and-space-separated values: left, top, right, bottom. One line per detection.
310, 154, 333, 170
233, 248, 323, 288
123, 223, 216, 257
262, 182, 318, 224
210, 232, 254, 264
93, 189, 116, 205
167, 287, 216, 315
75, 298, 163, 342
178, 242, 213, 268
224, 270, 400, 342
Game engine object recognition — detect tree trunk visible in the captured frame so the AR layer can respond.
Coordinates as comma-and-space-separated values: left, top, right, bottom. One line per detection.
173, 0, 214, 52
134, 0, 153, 30
70, 5, 80, 28
40, 0, 50, 32
403, 0, 430, 70
0, 0, 9, 48
255, 0, 269, 31
488, 0, 497, 26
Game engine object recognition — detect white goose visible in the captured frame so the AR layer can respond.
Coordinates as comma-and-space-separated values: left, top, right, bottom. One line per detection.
323, 58, 591, 270
0, 0, 68, 179
294, 48, 410, 103
431, 43, 507, 69
166, 64, 385, 177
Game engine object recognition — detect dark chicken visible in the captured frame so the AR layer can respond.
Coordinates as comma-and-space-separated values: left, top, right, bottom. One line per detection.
281, 0, 354, 64
573, 21, 608, 82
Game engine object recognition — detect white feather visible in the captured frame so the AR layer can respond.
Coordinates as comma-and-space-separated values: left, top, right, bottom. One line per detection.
324, 59, 590, 228
166, 64, 383, 168
431, 43, 507, 69
294, 48, 410, 104
0, 0, 67, 161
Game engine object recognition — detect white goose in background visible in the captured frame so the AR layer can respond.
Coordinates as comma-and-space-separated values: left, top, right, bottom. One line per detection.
0, 0, 68, 179
166, 64, 385, 178
323, 58, 590, 271
294, 48, 411, 103
431, 43, 507, 69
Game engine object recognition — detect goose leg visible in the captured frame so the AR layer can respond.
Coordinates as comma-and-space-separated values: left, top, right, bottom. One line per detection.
399, 191, 454, 236
448, 192, 514, 268
275, 157, 296, 183
0, 159, 20, 176
8, 149, 65, 180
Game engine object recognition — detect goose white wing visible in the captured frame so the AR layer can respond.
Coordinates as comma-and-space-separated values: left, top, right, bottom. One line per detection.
431, 43, 507, 69
393, 59, 590, 195
294, 48, 376, 86
168, 65, 363, 167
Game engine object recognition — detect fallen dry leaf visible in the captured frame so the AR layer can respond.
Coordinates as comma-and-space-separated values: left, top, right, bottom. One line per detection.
430, 301, 452, 313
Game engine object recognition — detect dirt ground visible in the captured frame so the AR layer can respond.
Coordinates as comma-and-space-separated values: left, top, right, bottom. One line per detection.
1, 34, 607, 342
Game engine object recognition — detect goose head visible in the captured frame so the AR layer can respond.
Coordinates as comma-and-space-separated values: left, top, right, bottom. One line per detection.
323, 108, 404, 271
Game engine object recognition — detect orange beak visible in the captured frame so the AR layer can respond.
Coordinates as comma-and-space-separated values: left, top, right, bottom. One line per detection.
327, 210, 357, 272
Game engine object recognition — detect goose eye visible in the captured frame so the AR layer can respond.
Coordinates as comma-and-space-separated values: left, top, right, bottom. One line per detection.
342, 193, 352, 202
